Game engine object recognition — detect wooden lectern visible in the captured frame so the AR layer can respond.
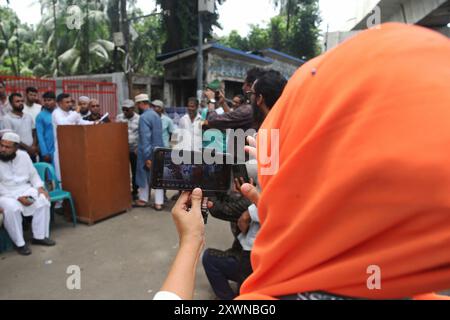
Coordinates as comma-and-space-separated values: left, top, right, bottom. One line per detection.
58, 123, 132, 225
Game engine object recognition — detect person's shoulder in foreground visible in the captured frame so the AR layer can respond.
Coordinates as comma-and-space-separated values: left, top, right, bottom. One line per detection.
236, 23, 450, 301
155, 23, 450, 301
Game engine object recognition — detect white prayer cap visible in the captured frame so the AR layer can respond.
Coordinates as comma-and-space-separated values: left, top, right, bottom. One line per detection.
0, 129, 13, 137
135, 94, 150, 104
1, 132, 21, 144
121, 99, 135, 109
151, 100, 164, 108
78, 96, 90, 103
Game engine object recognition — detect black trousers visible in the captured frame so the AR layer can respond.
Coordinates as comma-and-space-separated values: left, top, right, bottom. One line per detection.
129, 152, 138, 197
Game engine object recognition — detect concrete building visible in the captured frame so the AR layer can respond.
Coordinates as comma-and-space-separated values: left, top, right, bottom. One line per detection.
157, 44, 304, 107
324, 0, 450, 51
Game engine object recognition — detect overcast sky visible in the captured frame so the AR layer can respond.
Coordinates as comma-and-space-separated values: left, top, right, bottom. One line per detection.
0, 0, 361, 36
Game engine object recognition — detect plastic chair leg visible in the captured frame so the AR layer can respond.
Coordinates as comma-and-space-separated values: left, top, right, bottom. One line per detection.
68, 198, 77, 227
50, 203, 55, 223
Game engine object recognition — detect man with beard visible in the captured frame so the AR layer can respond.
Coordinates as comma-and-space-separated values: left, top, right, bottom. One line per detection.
202, 69, 265, 133
251, 70, 287, 129
78, 96, 91, 119
201, 70, 287, 300
134, 94, 164, 210
35, 91, 57, 164
23, 87, 42, 127
0, 132, 55, 256
2, 93, 38, 161
202, 68, 267, 163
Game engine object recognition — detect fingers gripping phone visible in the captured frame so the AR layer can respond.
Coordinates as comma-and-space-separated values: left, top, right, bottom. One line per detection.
232, 164, 250, 184
152, 148, 232, 225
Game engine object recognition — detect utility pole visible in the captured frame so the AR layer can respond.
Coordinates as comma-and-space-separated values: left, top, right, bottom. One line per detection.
115, 3, 168, 100
110, 0, 120, 72
80, 0, 90, 74
196, 12, 203, 102
324, 23, 329, 52
85, 0, 90, 73
120, 0, 133, 98
15, 11, 21, 76
52, 0, 59, 76
197, 0, 214, 101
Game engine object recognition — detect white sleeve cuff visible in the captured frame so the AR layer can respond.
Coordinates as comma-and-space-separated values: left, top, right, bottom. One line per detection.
248, 204, 259, 223
153, 291, 183, 300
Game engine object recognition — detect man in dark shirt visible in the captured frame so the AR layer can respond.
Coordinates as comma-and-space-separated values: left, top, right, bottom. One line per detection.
84, 99, 110, 123
202, 68, 266, 132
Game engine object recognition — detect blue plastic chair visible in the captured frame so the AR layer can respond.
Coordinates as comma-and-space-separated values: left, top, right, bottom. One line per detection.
33, 163, 77, 227
0, 226, 14, 253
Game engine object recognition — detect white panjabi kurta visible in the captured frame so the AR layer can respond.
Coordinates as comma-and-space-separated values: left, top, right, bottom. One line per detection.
52, 107, 93, 181
0, 150, 51, 247
176, 114, 203, 152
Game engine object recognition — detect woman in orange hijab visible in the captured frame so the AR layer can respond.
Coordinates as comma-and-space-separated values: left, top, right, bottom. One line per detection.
156, 23, 450, 300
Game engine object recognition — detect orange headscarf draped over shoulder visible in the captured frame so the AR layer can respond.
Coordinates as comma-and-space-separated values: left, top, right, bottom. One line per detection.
238, 23, 450, 300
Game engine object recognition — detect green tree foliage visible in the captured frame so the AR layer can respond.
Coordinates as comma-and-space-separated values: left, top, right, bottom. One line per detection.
288, 0, 321, 60
0, 0, 166, 77
0, 6, 38, 76
130, 12, 165, 76
156, 0, 225, 53
220, 0, 321, 60
37, 0, 115, 76
1, 0, 320, 76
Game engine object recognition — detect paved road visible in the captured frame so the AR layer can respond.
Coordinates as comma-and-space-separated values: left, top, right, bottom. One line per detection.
1, 198, 449, 300
0, 198, 234, 300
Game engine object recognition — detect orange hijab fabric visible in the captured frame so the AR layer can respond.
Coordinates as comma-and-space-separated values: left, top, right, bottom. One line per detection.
238, 23, 450, 300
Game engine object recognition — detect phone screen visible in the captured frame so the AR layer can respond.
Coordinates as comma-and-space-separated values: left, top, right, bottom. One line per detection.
152, 148, 231, 192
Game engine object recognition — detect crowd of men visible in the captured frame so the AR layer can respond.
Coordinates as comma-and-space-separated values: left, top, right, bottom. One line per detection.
0, 68, 287, 300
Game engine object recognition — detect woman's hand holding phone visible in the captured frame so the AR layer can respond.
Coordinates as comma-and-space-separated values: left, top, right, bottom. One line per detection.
172, 188, 206, 246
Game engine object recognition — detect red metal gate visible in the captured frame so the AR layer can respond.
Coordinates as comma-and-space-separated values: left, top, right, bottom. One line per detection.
62, 80, 118, 120
0, 76, 56, 104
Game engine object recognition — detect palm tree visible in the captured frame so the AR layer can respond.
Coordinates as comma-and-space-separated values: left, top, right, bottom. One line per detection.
0, 6, 23, 75
37, 0, 115, 76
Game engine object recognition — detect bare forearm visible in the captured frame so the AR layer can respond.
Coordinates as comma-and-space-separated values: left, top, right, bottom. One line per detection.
220, 100, 231, 113
160, 241, 203, 300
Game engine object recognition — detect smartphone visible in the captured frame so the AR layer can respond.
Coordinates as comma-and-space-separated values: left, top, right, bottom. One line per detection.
26, 196, 36, 203
151, 148, 232, 193
232, 164, 250, 184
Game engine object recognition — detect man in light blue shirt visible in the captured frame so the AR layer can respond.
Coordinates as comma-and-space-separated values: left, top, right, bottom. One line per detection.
35, 91, 56, 164
152, 100, 174, 148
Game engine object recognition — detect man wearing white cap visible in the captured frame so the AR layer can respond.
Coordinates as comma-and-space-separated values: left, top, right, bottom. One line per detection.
134, 94, 165, 210
0, 132, 55, 256
116, 99, 140, 200
152, 100, 174, 149
78, 96, 91, 119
